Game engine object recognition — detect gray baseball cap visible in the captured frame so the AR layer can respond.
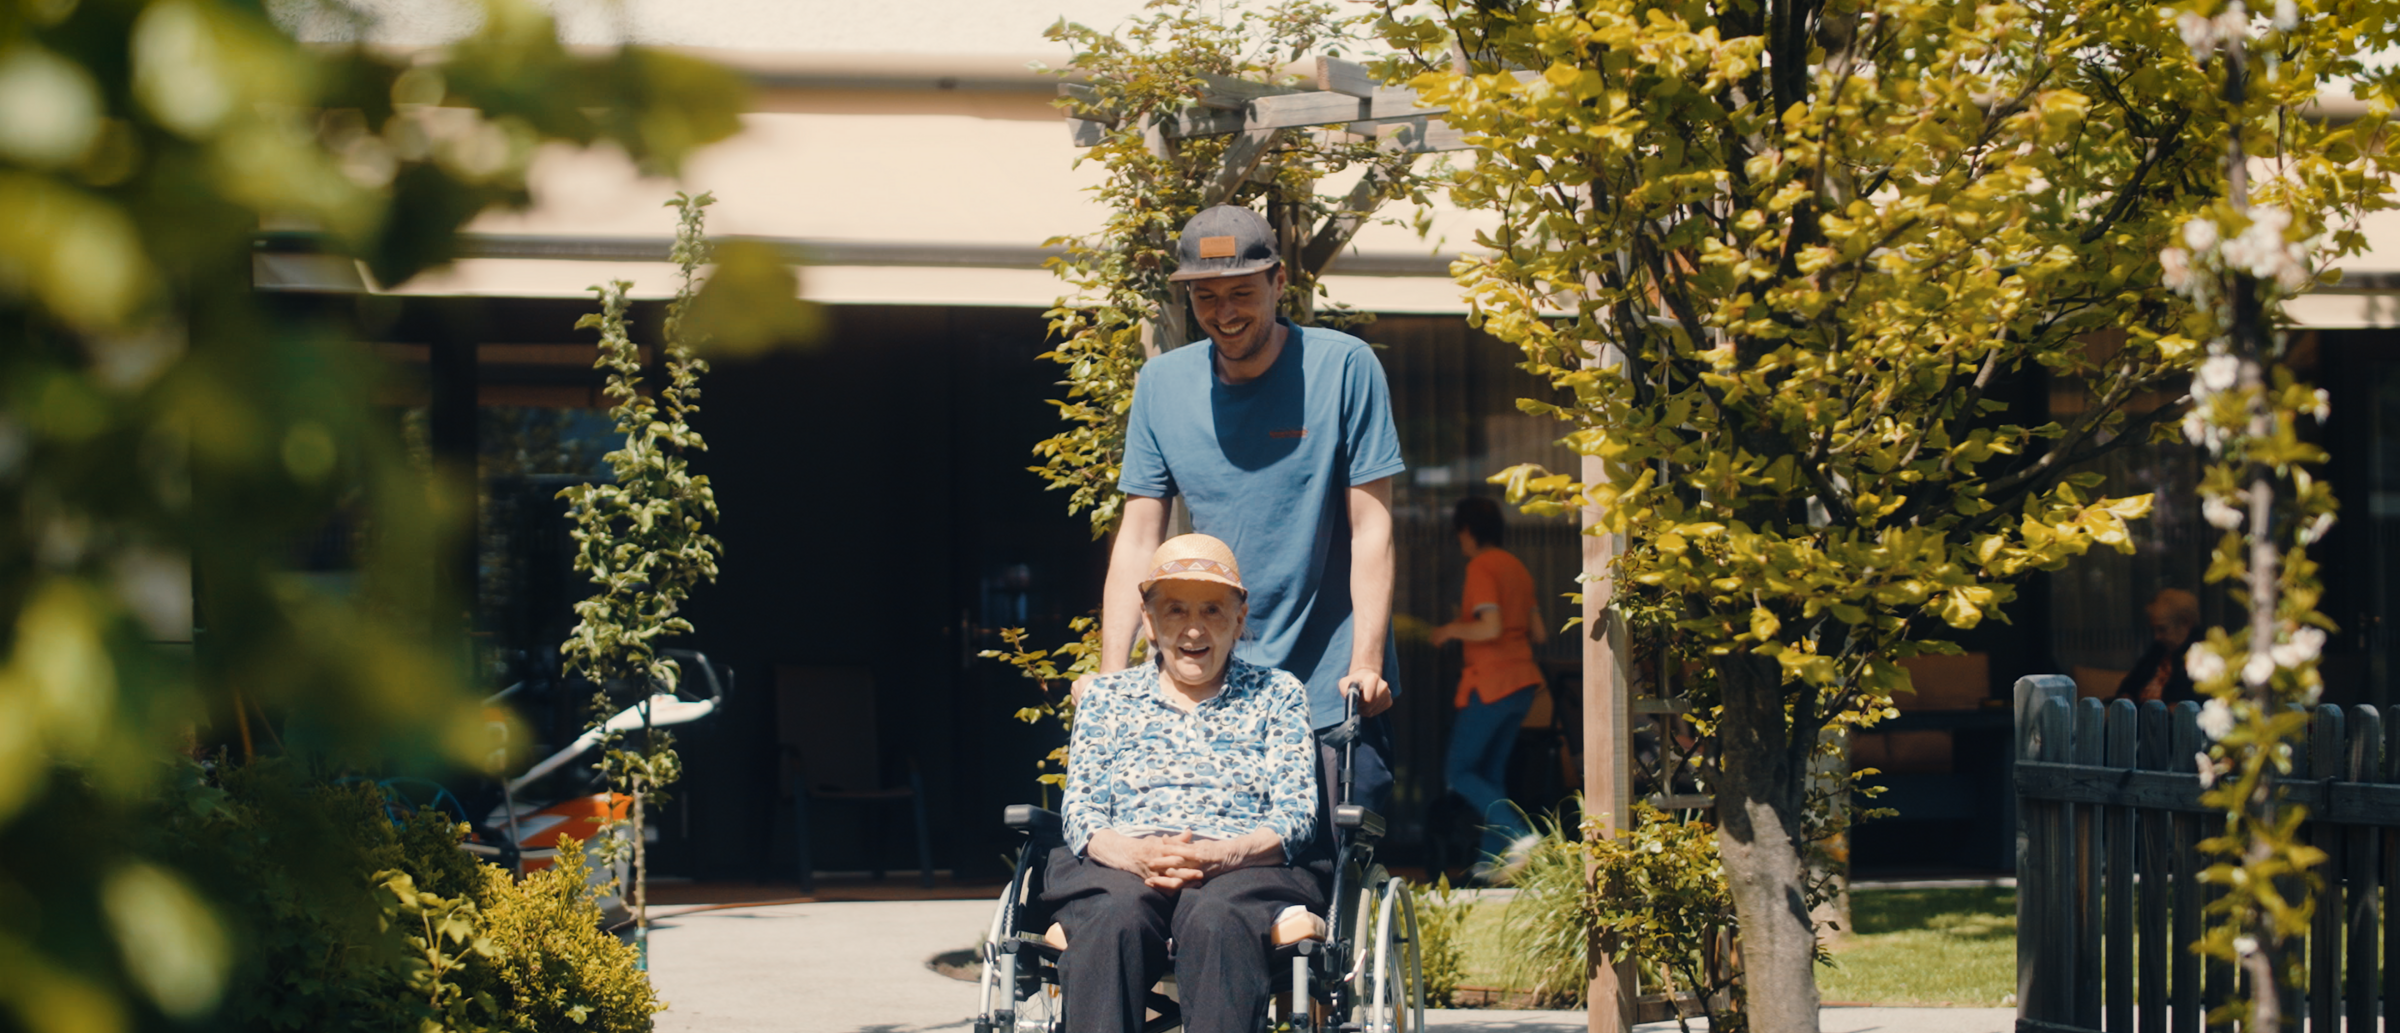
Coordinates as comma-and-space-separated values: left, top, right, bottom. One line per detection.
1168, 205, 1281, 282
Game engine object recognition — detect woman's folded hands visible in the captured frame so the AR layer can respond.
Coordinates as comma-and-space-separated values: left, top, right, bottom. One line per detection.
1086, 829, 1284, 890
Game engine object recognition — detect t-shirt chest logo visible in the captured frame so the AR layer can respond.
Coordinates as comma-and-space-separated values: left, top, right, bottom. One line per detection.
1268, 427, 1307, 440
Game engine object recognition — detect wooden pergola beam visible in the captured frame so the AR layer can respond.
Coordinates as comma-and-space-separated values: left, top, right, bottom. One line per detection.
1299, 166, 1393, 278
1058, 71, 1459, 147
1198, 127, 1291, 208
1314, 55, 1378, 98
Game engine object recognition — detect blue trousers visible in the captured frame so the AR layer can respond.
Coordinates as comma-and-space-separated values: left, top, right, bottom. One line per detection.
1444, 687, 1537, 862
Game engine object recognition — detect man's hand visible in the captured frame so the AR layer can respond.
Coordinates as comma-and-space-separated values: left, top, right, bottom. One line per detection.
1340, 667, 1393, 718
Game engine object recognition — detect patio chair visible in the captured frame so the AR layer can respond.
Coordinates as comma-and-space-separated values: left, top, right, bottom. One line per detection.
775, 665, 933, 892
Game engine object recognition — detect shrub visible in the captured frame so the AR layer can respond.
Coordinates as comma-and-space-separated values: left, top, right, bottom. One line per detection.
149, 760, 658, 1033
1411, 876, 1472, 1008
478, 839, 661, 1033
1496, 803, 1817, 1031
1496, 814, 1597, 1009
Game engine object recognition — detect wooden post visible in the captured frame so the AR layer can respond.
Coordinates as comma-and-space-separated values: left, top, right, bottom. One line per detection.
1581, 447, 1635, 1032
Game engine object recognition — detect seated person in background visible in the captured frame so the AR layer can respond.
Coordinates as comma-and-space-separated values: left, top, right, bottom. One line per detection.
1045, 533, 1321, 1033
2116, 588, 2201, 704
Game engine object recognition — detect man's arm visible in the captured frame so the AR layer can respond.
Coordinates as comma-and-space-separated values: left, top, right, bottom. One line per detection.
1080, 494, 1171, 699
1341, 477, 1395, 717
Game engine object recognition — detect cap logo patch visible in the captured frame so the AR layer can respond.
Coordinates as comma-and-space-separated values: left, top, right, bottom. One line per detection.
1197, 235, 1238, 259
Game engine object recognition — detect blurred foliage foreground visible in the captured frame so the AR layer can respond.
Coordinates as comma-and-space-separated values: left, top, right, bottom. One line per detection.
0, 0, 793, 1028
22, 758, 659, 1033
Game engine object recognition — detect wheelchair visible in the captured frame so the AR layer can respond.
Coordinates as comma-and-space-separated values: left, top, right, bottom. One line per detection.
973, 725, 1425, 1033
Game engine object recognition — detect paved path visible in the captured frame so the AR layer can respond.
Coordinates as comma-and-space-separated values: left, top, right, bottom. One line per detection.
645, 898, 2013, 1033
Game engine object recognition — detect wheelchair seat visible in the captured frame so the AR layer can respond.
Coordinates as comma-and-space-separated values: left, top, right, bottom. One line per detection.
1037, 905, 1327, 952
974, 768, 1423, 1033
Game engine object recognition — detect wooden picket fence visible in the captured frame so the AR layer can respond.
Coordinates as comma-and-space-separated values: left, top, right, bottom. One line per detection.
2012, 675, 2400, 1033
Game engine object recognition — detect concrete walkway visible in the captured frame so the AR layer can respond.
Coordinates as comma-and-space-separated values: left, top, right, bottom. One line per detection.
645, 898, 2013, 1033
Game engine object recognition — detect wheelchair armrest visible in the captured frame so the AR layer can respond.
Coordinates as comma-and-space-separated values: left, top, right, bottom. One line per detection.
1333, 803, 1385, 843
1003, 804, 1065, 843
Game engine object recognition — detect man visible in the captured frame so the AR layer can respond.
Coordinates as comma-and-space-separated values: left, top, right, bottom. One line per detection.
1428, 496, 1548, 879
1079, 203, 1406, 811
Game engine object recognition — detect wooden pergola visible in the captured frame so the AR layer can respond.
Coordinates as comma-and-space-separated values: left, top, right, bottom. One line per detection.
1061, 55, 1645, 1031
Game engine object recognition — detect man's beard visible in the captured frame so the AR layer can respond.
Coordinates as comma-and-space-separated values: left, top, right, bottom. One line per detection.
1211, 316, 1274, 363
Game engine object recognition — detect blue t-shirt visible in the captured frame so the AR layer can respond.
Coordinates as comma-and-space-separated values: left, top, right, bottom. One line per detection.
1118, 318, 1408, 729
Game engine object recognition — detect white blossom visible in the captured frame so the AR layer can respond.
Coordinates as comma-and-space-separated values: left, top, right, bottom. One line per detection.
2243, 651, 2276, 687
2179, 10, 2219, 57
2196, 354, 2241, 395
2251, 203, 2288, 237
2196, 754, 2218, 787
2299, 511, 2336, 545
2177, 3, 2253, 58
2274, 0, 2298, 30
2199, 697, 2237, 739
2270, 626, 2327, 668
2187, 643, 2227, 683
2218, 3, 2253, 43
2182, 408, 2226, 453
2234, 935, 2259, 956
2203, 494, 2245, 529
2183, 217, 2221, 253
2310, 388, 2331, 421
2160, 246, 2191, 291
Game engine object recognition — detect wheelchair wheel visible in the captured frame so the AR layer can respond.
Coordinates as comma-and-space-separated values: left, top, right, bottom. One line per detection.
977, 884, 1062, 1033
975, 942, 1061, 1033
1358, 877, 1424, 1032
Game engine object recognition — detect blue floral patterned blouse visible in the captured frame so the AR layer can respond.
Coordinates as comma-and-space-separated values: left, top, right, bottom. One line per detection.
1062, 656, 1318, 862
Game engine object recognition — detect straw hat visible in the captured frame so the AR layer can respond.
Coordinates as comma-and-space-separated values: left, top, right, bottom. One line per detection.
1138, 534, 1246, 596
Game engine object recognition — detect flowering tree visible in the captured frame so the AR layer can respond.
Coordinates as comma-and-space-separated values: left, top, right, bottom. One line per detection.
2157, 3, 2360, 1025
1370, 0, 2398, 1025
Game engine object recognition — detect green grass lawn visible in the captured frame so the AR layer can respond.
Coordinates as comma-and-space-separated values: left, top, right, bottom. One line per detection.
1448, 886, 2016, 1008
1816, 887, 2017, 1007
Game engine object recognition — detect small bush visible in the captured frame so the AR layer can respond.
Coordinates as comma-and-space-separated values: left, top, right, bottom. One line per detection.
1412, 876, 1473, 1008
1496, 814, 1596, 1008
479, 838, 660, 1033
149, 759, 659, 1032
1495, 804, 1764, 1030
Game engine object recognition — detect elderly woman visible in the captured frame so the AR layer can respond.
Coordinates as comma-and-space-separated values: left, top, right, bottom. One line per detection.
1044, 533, 1321, 1033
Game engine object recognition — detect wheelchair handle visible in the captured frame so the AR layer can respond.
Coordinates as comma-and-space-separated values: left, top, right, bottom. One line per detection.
1342, 688, 1356, 808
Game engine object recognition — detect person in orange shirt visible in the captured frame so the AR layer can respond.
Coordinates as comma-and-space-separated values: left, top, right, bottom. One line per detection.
1428, 497, 1549, 879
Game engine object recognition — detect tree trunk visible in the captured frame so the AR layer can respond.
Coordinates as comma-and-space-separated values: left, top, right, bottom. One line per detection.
632, 772, 650, 971
1712, 652, 1820, 1033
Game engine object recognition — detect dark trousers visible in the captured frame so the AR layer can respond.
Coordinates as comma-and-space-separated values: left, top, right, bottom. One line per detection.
1040, 846, 1325, 1033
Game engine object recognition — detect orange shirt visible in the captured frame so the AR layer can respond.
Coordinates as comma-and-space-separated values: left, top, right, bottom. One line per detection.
1454, 547, 1546, 707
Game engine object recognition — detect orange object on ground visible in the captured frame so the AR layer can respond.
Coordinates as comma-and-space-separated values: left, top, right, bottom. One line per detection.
1454, 547, 1546, 707
501, 792, 631, 871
